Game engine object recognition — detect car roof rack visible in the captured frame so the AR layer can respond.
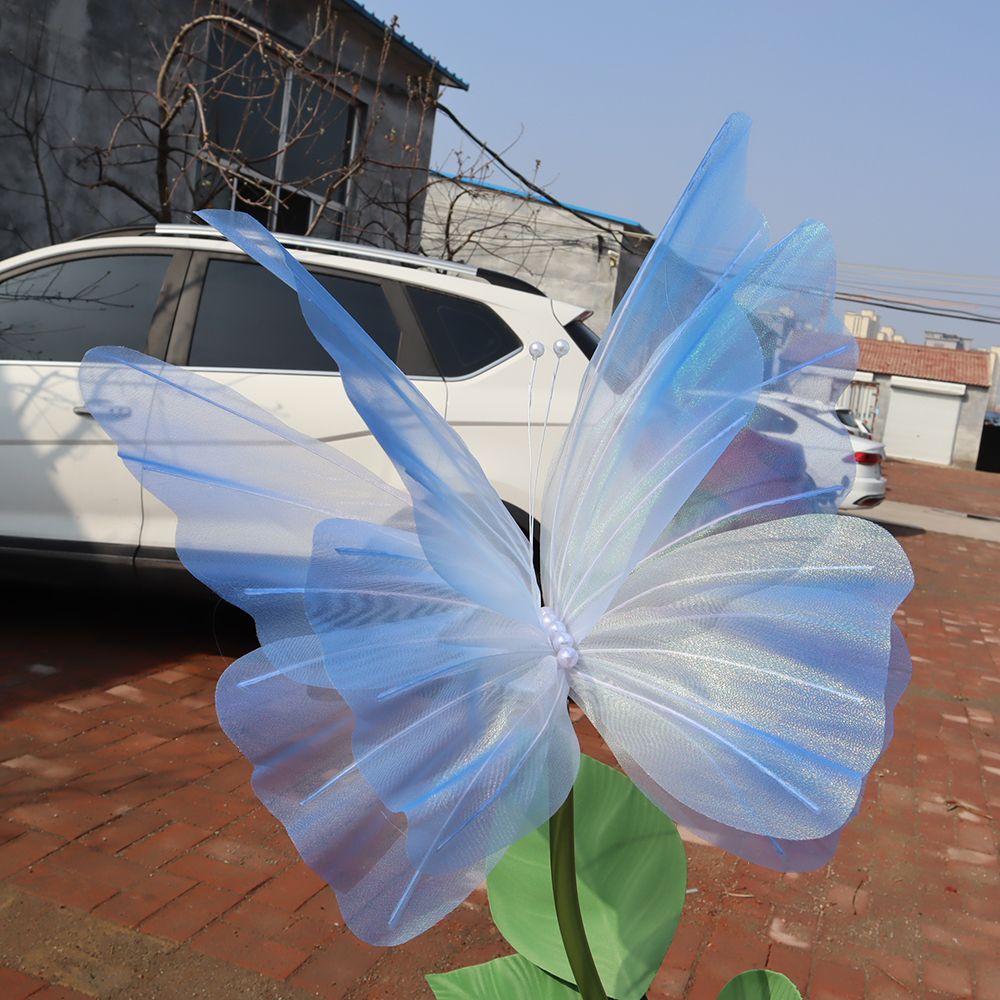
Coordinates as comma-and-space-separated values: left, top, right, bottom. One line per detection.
152, 224, 548, 295
153, 223, 481, 277
74, 222, 549, 297
72, 225, 158, 241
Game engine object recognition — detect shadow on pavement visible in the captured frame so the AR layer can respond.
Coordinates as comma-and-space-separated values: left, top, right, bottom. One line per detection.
876, 522, 926, 538
0, 578, 256, 721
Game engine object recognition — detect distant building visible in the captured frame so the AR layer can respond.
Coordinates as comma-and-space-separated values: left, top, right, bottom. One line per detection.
875, 325, 906, 343
844, 309, 880, 339
421, 172, 652, 333
925, 331, 974, 351
849, 340, 993, 468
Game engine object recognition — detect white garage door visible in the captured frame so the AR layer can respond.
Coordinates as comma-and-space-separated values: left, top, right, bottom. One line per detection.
883, 377, 965, 465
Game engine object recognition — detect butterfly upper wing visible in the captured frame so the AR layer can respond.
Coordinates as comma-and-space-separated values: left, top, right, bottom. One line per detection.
649, 223, 859, 554
547, 221, 854, 640
79, 347, 413, 644
543, 116, 913, 867
196, 210, 539, 628
543, 114, 773, 639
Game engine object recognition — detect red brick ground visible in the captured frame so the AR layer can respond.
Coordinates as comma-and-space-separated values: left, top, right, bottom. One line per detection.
1, 460, 998, 998
884, 459, 1000, 518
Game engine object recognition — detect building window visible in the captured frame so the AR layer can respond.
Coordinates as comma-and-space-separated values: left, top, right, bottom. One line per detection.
205, 28, 358, 236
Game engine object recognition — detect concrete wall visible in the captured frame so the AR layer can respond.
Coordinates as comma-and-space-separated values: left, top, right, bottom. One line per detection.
421, 176, 650, 333
0, 0, 441, 255
955, 384, 990, 469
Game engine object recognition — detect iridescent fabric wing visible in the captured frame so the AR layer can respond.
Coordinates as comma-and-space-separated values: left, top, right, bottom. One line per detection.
196, 210, 538, 627
81, 292, 575, 944
301, 525, 576, 897
547, 222, 853, 640
611, 623, 911, 870
571, 516, 912, 862
542, 113, 770, 637
79, 347, 413, 644
216, 564, 576, 945
649, 225, 859, 554
215, 638, 491, 942
543, 115, 912, 868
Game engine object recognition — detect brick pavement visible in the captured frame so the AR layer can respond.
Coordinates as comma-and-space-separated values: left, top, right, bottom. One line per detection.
884, 460, 1000, 519
0, 460, 998, 998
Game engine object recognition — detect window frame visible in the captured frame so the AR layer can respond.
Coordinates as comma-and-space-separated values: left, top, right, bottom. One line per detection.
0, 248, 189, 366
204, 25, 362, 236
402, 283, 525, 381
168, 249, 440, 378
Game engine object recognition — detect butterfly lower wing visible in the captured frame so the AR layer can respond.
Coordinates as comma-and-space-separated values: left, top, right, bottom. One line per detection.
218, 638, 505, 945
572, 514, 912, 857
609, 623, 910, 870
218, 535, 577, 944
302, 520, 578, 889
197, 210, 538, 627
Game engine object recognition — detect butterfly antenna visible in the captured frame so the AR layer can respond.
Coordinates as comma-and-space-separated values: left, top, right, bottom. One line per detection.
526, 341, 545, 566
532, 339, 571, 558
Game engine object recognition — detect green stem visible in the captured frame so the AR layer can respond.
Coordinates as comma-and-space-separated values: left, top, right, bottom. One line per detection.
549, 786, 607, 999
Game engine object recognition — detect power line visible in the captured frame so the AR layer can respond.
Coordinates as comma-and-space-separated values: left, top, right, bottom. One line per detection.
835, 292, 1000, 326
841, 261, 1000, 284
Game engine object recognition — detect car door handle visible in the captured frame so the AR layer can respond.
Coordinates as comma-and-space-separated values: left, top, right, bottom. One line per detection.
74, 403, 131, 420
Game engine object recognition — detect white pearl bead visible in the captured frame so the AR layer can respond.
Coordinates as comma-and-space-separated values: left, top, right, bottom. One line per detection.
553, 339, 570, 358
552, 630, 573, 649
556, 647, 579, 671
540, 608, 556, 626
528, 341, 545, 359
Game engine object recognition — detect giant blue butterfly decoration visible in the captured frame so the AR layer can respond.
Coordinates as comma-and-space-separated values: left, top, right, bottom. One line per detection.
80, 115, 912, 946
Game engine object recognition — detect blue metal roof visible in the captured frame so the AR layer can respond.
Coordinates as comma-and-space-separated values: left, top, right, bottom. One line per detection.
433, 171, 647, 229
339, 1, 469, 90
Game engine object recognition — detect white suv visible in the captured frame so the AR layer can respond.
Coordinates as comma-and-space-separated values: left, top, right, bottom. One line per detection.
0, 225, 595, 588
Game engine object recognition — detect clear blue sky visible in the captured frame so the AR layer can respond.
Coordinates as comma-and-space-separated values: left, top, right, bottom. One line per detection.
368, 1, 1000, 349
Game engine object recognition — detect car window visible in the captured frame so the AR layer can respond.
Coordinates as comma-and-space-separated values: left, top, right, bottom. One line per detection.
406, 285, 521, 377
0, 255, 170, 362
188, 259, 400, 370
836, 409, 862, 431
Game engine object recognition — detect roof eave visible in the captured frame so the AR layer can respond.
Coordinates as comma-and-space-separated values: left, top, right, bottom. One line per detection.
337, 0, 469, 90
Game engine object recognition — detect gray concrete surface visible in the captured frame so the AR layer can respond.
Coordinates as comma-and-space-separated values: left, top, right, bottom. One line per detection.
849, 499, 1000, 542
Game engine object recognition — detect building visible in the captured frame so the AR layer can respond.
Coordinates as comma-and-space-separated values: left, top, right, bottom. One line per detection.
844, 340, 993, 468
421, 172, 651, 333
844, 309, 881, 340
875, 325, 905, 343
0, 1, 467, 254
924, 331, 974, 351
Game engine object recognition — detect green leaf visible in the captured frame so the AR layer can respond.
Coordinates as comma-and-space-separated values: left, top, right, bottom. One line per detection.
426, 955, 580, 999
487, 754, 686, 1000
716, 969, 803, 999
